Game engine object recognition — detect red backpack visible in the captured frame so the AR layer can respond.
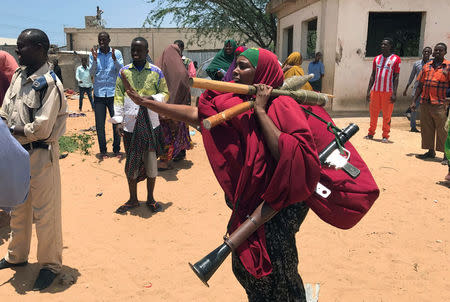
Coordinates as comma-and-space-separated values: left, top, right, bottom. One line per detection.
301, 105, 379, 229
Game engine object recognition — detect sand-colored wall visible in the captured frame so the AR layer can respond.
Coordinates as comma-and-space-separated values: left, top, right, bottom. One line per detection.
64, 28, 228, 62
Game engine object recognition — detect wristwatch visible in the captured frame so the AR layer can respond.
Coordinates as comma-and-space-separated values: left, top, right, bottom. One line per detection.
9, 125, 15, 134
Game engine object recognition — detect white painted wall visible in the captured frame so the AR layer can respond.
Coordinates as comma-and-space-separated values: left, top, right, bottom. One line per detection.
275, 0, 450, 111
332, 0, 450, 111
278, 1, 322, 62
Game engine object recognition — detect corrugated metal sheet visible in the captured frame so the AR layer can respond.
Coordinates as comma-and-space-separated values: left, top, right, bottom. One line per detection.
183, 50, 218, 66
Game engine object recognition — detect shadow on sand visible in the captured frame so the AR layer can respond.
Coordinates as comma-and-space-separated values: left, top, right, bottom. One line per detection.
0, 263, 81, 295
157, 159, 194, 181
436, 181, 450, 189
115, 201, 173, 219
406, 153, 446, 164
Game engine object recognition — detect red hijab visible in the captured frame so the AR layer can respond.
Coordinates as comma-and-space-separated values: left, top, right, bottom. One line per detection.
198, 49, 321, 278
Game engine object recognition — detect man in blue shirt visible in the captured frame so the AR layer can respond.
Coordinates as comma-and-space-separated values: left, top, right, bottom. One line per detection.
308, 52, 325, 92
90, 32, 123, 158
76, 57, 94, 111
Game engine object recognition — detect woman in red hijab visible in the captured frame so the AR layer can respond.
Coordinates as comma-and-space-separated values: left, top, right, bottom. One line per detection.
123, 48, 322, 301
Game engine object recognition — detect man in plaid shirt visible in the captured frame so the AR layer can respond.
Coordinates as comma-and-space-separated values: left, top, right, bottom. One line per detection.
412, 43, 450, 165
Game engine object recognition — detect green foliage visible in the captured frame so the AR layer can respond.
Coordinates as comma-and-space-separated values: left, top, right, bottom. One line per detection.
307, 31, 317, 60
58, 135, 78, 154
59, 133, 94, 155
144, 0, 277, 50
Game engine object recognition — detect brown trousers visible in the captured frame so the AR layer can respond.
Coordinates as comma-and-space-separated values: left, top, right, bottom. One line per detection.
5, 143, 63, 273
420, 102, 448, 152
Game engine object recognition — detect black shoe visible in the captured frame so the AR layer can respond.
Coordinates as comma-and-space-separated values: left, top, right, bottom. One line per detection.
32, 268, 58, 291
364, 135, 374, 140
416, 150, 436, 159
0, 258, 28, 270
410, 128, 420, 133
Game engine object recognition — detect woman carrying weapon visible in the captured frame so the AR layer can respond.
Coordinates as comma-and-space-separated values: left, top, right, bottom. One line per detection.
122, 48, 378, 301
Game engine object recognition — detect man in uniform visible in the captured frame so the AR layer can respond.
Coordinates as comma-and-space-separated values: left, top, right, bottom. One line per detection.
0, 28, 67, 291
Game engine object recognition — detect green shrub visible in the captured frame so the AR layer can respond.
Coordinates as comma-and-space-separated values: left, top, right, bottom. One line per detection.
59, 133, 94, 155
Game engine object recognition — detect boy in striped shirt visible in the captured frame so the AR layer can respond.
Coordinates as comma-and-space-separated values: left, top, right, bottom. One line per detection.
365, 38, 401, 143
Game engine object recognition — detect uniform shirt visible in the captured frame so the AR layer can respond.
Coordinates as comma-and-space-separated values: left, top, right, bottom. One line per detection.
418, 59, 450, 105
89, 47, 124, 97
308, 61, 325, 82
0, 63, 68, 145
75, 65, 93, 88
112, 62, 168, 132
0, 119, 30, 210
371, 54, 401, 92
407, 59, 428, 96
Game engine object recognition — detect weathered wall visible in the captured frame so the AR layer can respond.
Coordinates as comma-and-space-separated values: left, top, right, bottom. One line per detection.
64, 28, 229, 62
332, 0, 450, 111
272, 0, 450, 112
278, 1, 322, 60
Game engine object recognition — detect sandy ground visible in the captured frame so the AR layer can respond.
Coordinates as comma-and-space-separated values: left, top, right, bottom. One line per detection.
0, 96, 449, 302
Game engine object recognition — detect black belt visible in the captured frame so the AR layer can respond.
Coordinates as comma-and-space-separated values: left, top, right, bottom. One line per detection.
22, 141, 49, 151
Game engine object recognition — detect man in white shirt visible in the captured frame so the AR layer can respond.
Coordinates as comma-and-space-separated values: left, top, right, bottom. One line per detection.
75, 57, 94, 111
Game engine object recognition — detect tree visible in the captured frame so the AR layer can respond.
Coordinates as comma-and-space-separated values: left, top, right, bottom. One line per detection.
144, 0, 277, 50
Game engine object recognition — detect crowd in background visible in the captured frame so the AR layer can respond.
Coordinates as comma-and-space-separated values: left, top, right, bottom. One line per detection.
0, 28, 449, 297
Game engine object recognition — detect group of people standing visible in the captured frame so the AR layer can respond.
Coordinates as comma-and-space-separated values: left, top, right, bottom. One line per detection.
364, 37, 450, 180
78, 32, 195, 212
0, 28, 447, 301
0, 30, 196, 290
72, 33, 194, 166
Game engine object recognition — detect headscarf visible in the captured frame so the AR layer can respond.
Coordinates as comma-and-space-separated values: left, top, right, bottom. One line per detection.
223, 46, 248, 82
155, 44, 190, 105
205, 39, 237, 80
241, 48, 284, 88
282, 51, 302, 68
282, 52, 313, 90
198, 48, 321, 278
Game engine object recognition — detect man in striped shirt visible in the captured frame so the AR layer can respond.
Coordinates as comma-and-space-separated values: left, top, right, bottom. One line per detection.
365, 38, 401, 143
412, 43, 450, 164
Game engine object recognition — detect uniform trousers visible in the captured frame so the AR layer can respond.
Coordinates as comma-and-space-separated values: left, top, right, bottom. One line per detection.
5, 143, 62, 273
420, 102, 447, 152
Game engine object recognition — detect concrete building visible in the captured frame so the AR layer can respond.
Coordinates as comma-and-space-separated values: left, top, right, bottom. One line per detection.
268, 0, 450, 112
62, 27, 234, 90
64, 27, 227, 66
0, 37, 18, 62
